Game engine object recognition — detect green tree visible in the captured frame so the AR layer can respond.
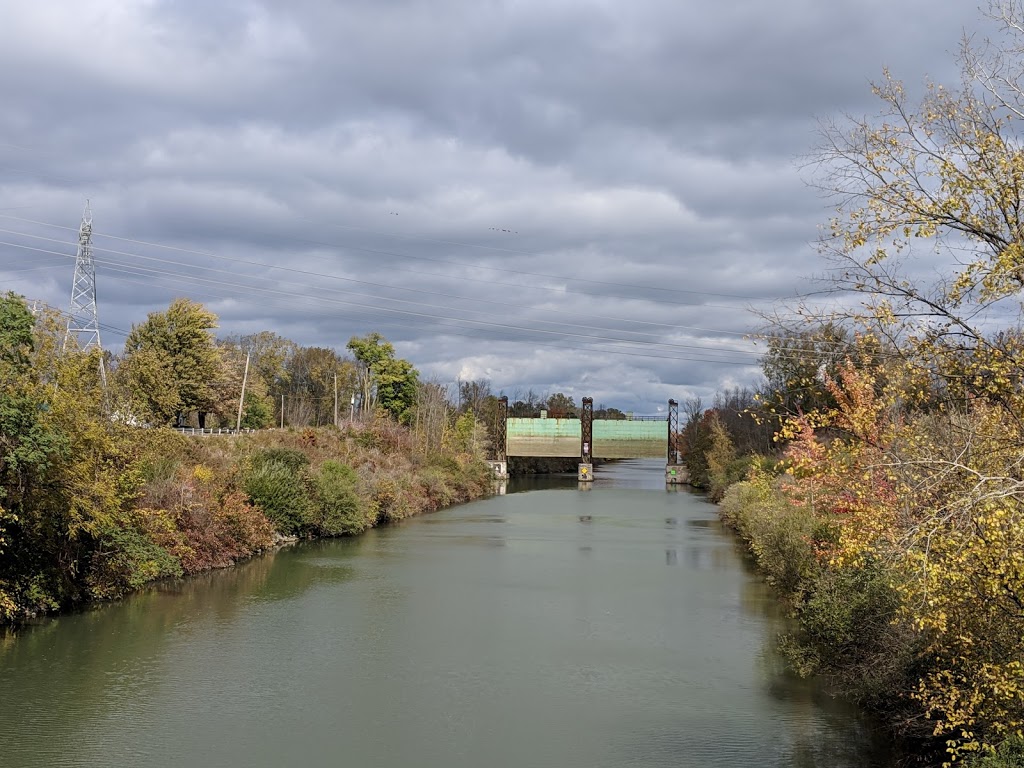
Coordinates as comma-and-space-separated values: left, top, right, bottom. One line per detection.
240, 392, 273, 429
346, 333, 418, 423
120, 299, 222, 425
236, 331, 296, 395
0, 294, 58, 515
705, 414, 737, 502
595, 406, 627, 420
450, 409, 488, 457
1, 295, 142, 619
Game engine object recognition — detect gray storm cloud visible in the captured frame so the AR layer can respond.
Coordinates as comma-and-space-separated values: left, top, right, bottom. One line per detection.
0, 0, 983, 411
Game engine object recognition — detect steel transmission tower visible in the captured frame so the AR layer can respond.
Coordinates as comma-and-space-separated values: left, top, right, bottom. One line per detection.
64, 200, 107, 385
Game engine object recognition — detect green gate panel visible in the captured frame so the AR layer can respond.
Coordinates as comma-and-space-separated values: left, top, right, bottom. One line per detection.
593, 420, 668, 459
506, 418, 580, 458
506, 418, 667, 459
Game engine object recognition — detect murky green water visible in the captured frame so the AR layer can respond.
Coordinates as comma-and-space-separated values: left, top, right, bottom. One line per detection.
0, 460, 895, 767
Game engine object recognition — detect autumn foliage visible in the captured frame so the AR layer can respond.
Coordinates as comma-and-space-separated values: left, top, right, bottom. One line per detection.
707, 4, 1024, 762
0, 293, 493, 628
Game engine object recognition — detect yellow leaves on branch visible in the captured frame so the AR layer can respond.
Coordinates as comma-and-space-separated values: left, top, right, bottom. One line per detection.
824, 69, 1024, 312
805, 5, 1024, 756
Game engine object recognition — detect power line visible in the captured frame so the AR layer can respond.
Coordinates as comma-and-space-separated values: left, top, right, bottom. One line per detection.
87, 255, 762, 359
101, 269, 763, 366
0, 258, 68, 275
0, 237, 764, 359
0, 211, 808, 308
0, 227, 869, 365
0, 225, 753, 336
0, 239, 878, 364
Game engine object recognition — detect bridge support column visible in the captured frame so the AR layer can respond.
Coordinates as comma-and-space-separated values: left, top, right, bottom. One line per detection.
496, 396, 508, 461
579, 397, 594, 482
489, 396, 509, 480
665, 398, 687, 485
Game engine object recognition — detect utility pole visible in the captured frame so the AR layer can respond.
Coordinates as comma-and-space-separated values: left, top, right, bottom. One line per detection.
64, 200, 107, 388
280, 394, 285, 429
333, 372, 339, 427
235, 349, 251, 432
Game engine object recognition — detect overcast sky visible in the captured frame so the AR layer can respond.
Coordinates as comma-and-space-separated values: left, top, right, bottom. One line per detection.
0, 0, 987, 413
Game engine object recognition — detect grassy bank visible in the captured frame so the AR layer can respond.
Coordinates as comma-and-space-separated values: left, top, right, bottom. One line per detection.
1, 292, 498, 626
1, 421, 493, 625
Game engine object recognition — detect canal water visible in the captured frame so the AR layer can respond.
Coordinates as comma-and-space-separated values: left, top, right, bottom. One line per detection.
0, 459, 895, 768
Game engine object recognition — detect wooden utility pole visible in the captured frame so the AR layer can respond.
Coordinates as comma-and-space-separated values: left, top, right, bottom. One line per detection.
280, 394, 285, 429
235, 350, 251, 432
334, 372, 339, 427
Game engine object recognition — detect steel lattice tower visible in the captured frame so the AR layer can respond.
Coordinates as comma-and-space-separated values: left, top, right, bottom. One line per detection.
64, 200, 106, 384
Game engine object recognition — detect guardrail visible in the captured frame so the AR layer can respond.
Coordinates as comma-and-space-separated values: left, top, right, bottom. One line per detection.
173, 427, 258, 436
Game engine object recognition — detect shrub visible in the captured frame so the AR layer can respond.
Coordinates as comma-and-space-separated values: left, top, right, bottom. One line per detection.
417, 467, 456, 508
722, 470, 925, 732
0, 582, 17, 623
173, 491, 275, 572
965, 738, 1024, 768
709, 453, 758, 502
214, 491, 275, 555
367, 475, 420, 523
242, 452, 314, 536
784, 562, 922, 711
250, 448, 309, 473
313, 461, 367, 536
86, 510, 183, 599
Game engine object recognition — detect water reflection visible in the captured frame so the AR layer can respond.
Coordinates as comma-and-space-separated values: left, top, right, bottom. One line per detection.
507, 472, 580, 494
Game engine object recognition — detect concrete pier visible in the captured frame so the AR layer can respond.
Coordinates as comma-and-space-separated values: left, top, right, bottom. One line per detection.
665, 464, 689, 485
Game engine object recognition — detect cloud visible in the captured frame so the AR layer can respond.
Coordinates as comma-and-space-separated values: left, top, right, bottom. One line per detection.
0, 0, 987, 411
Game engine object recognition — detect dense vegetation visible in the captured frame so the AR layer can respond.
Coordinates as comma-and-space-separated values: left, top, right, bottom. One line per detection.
681, 5, 1024, 765
0, 293, 494, 625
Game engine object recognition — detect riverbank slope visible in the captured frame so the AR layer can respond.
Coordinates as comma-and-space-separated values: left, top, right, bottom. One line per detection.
1, 421, 493, 625
713, 461, 1024, 768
